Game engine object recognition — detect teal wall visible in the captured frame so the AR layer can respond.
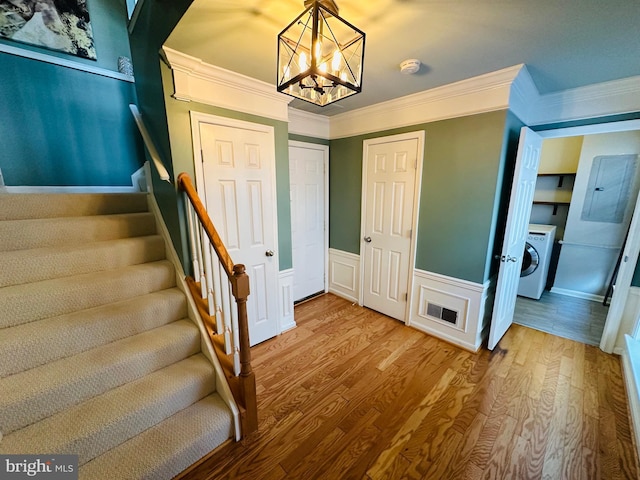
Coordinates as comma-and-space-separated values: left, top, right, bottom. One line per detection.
0, 0, 142, 186
329, 110, 509, 285
128, 0, 193, 269
162, 64, 293, 271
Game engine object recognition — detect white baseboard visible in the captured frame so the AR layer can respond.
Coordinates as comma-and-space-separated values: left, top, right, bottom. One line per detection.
622, 335, 640, 465
278, 269, 296, 333
550, 286, 605, 303
328, 248, 360, 303
2, 165, 146, 194
3, 185, 140, 193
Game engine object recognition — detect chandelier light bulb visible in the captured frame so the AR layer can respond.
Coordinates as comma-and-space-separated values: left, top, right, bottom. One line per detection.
299, 51, 308, 71
332, 50, 341, 72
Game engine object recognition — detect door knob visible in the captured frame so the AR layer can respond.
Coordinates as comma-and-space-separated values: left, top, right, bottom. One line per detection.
364, 236, 372, 243
265, 250, 274, 257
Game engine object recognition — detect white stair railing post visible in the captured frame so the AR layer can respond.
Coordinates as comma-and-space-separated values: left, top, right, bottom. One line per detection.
194, 224, 206, 299
184, 198, 200, 281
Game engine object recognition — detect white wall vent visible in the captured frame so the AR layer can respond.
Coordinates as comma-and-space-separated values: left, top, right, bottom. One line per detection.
426, 302, 458, 325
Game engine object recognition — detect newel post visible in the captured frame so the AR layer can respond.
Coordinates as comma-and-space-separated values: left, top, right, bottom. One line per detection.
231, 264, 258, 435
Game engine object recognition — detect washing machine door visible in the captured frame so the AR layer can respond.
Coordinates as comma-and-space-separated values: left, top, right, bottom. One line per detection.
521, 242, 539, 277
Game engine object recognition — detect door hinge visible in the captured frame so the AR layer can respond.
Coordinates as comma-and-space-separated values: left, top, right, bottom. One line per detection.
405, 293, 408, 301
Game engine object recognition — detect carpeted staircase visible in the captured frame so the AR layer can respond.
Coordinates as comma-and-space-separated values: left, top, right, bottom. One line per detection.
0, 192, 234, 479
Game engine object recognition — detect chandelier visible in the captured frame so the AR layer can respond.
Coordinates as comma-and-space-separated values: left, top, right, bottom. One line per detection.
277, 0, 365, 107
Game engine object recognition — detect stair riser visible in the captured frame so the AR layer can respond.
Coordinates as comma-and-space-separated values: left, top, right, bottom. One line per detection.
79, 394, 233, 480
0, 289, 188, 378
0, 321, 202, 434
0, 236, 166, 288
0, 261, 176, 328
0, 193, 149, 220
3, 356, 216, 465
0, 213, 157, 252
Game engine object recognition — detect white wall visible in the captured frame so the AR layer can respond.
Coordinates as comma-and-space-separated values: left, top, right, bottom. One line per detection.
554, 131, 640, 297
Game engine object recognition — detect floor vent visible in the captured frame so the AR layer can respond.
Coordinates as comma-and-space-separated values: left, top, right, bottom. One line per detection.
426, 302, 458, 325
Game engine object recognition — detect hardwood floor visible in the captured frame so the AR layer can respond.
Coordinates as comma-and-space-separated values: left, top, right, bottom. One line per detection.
179, 293, 638, 479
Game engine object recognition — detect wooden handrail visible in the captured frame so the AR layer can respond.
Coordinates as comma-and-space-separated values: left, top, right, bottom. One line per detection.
177, 173, 234, 278
177, 172, 258, 436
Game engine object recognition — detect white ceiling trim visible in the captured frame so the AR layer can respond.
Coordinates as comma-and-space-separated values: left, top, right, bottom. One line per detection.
527, 75, 640, 126
328, 65, 524, 139
288, 108, 331, 139
162, 47, 292, 122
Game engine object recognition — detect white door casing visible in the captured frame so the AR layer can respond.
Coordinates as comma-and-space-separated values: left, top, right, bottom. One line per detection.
360, 131, 424, 321
488, 127, 542, 350
191, 113, 279, 346
289, 141, 328, 302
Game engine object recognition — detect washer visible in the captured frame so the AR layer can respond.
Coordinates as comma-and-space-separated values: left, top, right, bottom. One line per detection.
518, 224, 556, 300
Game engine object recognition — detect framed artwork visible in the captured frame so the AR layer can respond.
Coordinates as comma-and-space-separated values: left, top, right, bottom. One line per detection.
0, 0, 96, 60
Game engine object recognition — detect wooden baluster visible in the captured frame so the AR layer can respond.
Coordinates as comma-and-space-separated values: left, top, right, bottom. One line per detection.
231, 264, 258, 435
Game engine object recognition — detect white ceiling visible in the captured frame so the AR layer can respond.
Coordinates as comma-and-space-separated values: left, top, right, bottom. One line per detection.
165, 0, 640, 117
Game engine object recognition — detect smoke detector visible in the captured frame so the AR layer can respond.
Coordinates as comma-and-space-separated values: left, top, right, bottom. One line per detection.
400, 59, 421, 75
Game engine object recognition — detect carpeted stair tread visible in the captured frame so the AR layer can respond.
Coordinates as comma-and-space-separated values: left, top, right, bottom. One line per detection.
0, 260, 176, 328
0, 319, 201, 435
0, 193, 148, 220
0, 288, 187, 378
80, 393, 233, 480
0, 235, 166, 287
0, 212, 157, 252
1, 354, 217, 465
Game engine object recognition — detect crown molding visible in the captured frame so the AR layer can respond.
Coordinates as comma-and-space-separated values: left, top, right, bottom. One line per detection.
329, 65, 523, 139
509, 65, 539, 123
527, 75, 640, 126
162, 46, 292, 122
288, 108, 331, 139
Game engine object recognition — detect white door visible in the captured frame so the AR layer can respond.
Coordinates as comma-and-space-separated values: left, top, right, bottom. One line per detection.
361, 133, 421, 321
289, 142, 327, 302
488, 127, 542, 350
196, 117, 279, 346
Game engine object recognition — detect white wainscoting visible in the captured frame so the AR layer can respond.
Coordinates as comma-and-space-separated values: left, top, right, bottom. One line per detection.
278, 269, 296, 333
328, 248, 360, 303
410, 269, 492, 352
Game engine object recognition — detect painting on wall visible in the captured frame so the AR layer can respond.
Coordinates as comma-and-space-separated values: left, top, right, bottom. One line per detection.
0, 0, 96, 60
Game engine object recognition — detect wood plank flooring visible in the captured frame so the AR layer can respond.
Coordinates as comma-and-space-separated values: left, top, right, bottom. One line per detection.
179, 293, 638, 480
514, 292, 608, 346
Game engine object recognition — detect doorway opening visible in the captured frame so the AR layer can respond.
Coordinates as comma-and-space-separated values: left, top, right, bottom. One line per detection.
513, 131, 640, 346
